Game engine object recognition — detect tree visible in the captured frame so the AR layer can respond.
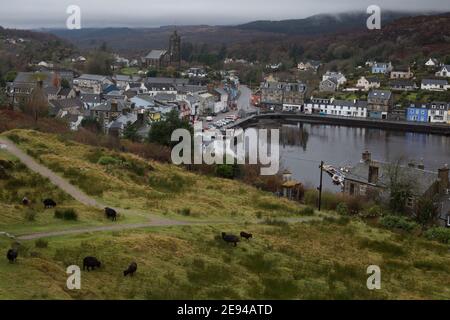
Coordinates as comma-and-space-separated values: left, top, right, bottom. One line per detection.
415, 197, 438, 227
81, 117, 102, 133
386, 159, 416, 214
25, 81, 48, 121
148, 110, 192, 147
86, 50, 114, 75
61, 78, 70, 89
123, 122, 140, 142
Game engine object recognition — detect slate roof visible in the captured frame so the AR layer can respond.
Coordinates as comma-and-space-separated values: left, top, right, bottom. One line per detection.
108, 113, 138, 130
144, 50, 167, 60
368, 90, 392, 100
145, 77, 189, 85
422, 79, 448, 85
91, 99, 128, 112
345, 160, 439, 195
76, 74, 108, 82
79, 93, 102, 104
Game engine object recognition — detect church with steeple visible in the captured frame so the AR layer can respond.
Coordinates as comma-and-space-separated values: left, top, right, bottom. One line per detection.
143, 30, 181, 69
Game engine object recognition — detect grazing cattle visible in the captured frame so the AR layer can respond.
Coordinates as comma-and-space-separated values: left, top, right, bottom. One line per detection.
104, 207, 117, 221
43, 198, 56, 208
6, 249, 18, 263
123, 262, 137, 277
240, 232, 253, 240
22, 197, 29, 206
83, 256, 101, 271
222, 232, 240, 247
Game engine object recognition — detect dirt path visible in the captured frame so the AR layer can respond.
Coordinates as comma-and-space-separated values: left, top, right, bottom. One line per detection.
0, 137, 322, 241
0, 137, 101, 208
0, 137, 225, 240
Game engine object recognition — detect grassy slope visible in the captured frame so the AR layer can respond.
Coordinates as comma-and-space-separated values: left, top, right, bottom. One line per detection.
2, 130, 301, 222
0, 221, 449, 299
0, 129, 449, 300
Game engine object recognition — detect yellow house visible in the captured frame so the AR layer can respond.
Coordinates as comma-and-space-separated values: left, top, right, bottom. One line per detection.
148, 111, 161, 122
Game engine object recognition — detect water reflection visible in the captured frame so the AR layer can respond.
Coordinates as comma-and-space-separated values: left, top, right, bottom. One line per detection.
277, 123, 450, 192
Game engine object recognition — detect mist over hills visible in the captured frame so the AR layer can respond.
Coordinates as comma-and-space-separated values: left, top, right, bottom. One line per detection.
44, 10, 435, 53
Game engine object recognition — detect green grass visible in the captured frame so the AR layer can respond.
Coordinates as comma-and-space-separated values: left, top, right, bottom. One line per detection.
1, 129, 449, 300
0, 220, 449, 299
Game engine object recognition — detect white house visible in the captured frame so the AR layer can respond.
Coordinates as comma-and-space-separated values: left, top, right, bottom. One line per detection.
114, 75, 142, 89
322, 71, 347, 87
425, 58, 440, 67
436, 65, 450, 78
73, 74, 113, 94
304, 98, 332, 114
421, 79, 449, 91
322, 99, 367, 118
356, 76, 381, 91
428, 102, 449, 123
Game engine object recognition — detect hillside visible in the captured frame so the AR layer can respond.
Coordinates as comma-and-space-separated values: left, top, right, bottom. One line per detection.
47, 26, 283, 54
0, 27, 75, 78
236, 11, 417, 35
0, 129, 449, 299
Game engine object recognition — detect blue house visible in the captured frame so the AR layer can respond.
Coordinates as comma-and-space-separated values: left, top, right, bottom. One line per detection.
372, 62, 393, 74
407, 103, 429, 123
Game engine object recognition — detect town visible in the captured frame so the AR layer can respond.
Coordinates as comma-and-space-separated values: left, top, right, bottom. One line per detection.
0, 4, 450, 303
2, 30, 450, 143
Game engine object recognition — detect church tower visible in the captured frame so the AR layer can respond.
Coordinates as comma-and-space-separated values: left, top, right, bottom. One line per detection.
168, 30, 181, 69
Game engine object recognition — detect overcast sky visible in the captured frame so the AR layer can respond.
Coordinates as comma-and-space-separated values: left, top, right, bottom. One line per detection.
0, 0, 448, 29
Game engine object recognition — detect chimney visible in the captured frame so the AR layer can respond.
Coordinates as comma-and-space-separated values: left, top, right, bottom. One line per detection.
362, 151, 371, 163
111, 99, 118, 112
438, 164, 449, 194
368, 163, 379, 184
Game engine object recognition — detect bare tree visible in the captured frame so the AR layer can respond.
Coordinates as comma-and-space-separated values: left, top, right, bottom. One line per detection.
25, 80, 48, 122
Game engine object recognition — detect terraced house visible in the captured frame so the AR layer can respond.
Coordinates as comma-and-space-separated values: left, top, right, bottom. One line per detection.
260, 77, 307, 110
366, 90, 393, 119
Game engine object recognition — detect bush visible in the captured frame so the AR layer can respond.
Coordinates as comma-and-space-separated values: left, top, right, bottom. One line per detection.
97, 156, 120, 166
336, 202, 349, 216
54, 209, 78, 221
35, 239, 48, 248
179, 208, 191, 216
298, 206, 315, 216
380, 215, 418, 232
360, 205, 383, 218
425, 227, 450, 244
24, 209, 36, 221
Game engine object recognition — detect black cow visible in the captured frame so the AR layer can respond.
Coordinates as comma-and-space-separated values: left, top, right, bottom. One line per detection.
43, 198, 56, 208
6, 249, 18, 263
123, 262, 138, 277
83, 256, 101, 271
222, 232, 240, 247
105, 207, 117, 221
22, 197, 29, 206
240, 232, 253, 240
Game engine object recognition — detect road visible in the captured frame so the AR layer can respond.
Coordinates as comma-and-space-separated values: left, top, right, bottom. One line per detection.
236, 85, 258, 115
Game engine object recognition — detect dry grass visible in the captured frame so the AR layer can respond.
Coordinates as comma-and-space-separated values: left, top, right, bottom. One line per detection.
2, 129, 302, 220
